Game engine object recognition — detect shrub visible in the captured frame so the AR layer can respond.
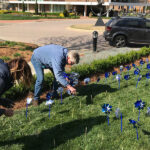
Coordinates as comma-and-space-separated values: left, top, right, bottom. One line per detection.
59, 13, 64, 18
0, 56, 10, 61
63, 10, 69, 17
13, 53, 21, 57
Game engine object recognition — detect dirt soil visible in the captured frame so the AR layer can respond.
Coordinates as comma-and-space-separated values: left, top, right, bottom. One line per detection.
0, 42, 150, 112
0, 43, 38, 62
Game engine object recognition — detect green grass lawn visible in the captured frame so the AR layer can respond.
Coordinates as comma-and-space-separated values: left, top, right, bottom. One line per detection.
1, 63, 150, 150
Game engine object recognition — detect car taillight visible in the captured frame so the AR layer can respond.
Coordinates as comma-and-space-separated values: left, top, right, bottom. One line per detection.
106, 26, 112, 31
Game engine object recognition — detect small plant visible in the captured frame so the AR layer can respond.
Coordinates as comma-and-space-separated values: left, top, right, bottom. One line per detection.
14, 53, 21, 57
0, 56, 10, 61
19, 47, 25, 51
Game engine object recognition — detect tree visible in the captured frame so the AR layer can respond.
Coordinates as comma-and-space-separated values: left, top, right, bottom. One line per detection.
35, 0, 38, 15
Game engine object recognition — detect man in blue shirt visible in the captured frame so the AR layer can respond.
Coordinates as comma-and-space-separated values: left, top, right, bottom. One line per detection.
31, 44, 80, 105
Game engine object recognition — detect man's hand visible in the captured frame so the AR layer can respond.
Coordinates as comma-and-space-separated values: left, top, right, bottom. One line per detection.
66, 85, 76, 95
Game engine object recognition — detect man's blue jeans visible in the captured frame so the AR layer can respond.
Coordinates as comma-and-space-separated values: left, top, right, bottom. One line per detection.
31, 55, 58, 100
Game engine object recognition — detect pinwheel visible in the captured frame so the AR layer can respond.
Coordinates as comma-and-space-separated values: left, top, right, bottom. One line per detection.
124, 75, 130, 86
129, 119, 139, 140
146, 73, 150, 85
84, 77, 90, 85
120, 65, 123, 75
126, 65, 131, 75
134, 99, 145, 121
57, 87, 64, 104
105, 72, 110, 84
102, 104, 112, 125
132, 63, 137, 68
136, 75, 142, 88
46, 93, 54, 118
115, 108, 123, 132
147, 107, 150, 116
146, 58, 149, 64
134, 69, 140, 80
116, 74, 121, 89
147, 64, 150, 73
140, 60, 145, 70
26, 97, 32, 118
97, 77, 100, 83
112, 71, 117, 80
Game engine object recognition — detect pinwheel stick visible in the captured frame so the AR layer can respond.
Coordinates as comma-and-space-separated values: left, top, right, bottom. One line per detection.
107, 114, 109, 126
49, 104, 51, 118
26, 104, 28, 119
136, 80, 139, 88
138, 110, 140, 121
121, 113, 122, 132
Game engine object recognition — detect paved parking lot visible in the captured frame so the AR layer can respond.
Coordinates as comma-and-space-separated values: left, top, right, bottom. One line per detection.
0, 18, 141, 69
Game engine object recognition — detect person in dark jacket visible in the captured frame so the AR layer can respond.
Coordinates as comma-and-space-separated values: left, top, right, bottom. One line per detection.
0, 58, 33, 117
31, 44, 80, 105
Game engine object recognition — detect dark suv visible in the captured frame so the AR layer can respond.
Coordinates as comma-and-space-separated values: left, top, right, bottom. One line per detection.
103, 16, 150, 47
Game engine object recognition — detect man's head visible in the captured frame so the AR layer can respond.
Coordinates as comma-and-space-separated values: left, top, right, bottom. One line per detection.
67, 51, 80, 65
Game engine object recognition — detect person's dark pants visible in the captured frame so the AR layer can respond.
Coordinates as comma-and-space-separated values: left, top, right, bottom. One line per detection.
31, 55, 58, 100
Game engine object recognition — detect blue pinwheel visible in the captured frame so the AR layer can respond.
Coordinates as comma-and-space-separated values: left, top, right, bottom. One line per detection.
140, 60, 145, 70
46, 93, 54, 118
124, 75, 130, 86
112, 71, 117, 80
147, 107, 150, 116
115, 108, 123, 132
97, 77, 100, 83
120, 65, 123, 75
26, 97, 32, 119
57, 87, 63, 104
136, 75, 142, 88
126, 65, 131, 75
105, 72, 110, 84
146, 73, 150, 85
132, 63, 137, 68
84, 77, 90, 85
147, 64, 150, 73
102, 104, 112, 125
134, 99, 145, 121
129, 119, 139, 140
134, 68, 140, 80
146, 58, 149, 64
116, 74, 121, 89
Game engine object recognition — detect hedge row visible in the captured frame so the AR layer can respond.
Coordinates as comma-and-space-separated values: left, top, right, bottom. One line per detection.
2, 46, 150, 101
71, 46, 150, 79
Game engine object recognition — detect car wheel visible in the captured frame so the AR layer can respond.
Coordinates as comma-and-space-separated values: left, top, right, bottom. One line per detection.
114, 35, 126, 48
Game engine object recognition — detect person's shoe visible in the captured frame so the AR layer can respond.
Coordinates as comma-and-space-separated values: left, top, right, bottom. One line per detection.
4, 109, 14, 117
32, 100, 39, 106
45, 99, 54, 105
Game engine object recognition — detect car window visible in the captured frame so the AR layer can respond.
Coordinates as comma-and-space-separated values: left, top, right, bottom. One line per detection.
115, 20, 127, 27
126, 20, 145, 28
146, 21, 150, 29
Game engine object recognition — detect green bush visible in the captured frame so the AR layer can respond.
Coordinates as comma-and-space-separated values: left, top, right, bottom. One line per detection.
63, 10, 69, 17
13, 53, 21, 57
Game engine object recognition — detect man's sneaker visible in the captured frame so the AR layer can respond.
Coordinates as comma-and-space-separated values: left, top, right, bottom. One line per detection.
32, 100, 39, 106
45, 99, 54, 105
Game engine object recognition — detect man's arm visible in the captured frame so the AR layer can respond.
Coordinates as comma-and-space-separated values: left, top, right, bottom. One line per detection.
51, 58, 76, 94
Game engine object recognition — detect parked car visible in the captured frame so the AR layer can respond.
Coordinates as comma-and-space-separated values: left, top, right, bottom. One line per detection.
103, 16, 150, 47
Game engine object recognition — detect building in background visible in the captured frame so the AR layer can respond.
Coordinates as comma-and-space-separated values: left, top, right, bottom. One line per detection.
2, 0, 150, 16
